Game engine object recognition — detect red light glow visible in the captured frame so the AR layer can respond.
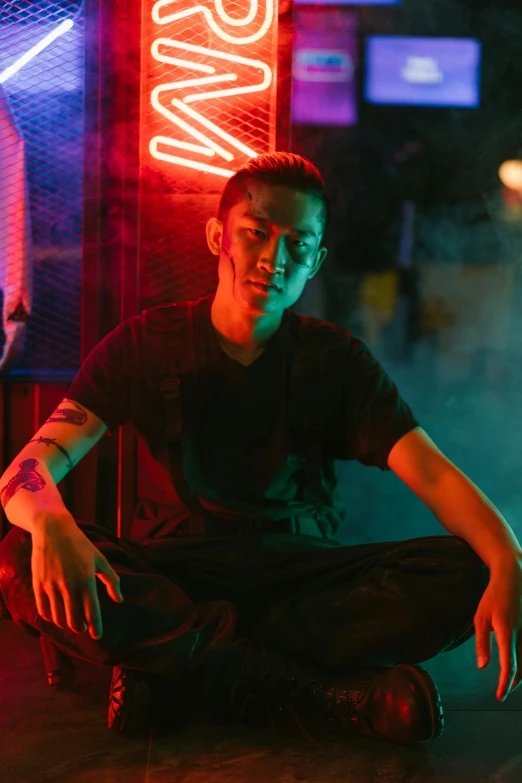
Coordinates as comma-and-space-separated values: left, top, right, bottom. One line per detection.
143, 0, 278, 180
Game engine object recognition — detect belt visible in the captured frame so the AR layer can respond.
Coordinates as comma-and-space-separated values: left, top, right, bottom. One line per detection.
179, 512, 330, 539
205, 516, 297, 535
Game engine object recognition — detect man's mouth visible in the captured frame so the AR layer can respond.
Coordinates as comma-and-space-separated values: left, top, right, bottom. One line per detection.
250, 281, 281, 293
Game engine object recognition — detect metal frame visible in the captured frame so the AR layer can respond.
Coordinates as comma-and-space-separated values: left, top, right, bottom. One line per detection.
82, 0, 141, 536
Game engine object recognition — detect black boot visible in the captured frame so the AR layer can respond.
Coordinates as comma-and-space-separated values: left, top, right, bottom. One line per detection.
204, 638, 444, 745
108, 598, 237, 738
109, 667, 155, 738
108, 666, 193, 738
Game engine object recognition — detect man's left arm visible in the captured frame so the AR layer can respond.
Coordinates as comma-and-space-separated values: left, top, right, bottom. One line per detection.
388, 425, 522, 702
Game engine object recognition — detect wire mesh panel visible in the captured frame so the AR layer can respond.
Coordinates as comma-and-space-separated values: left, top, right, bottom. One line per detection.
0, 0, 84, 380
139, 0, 279, 306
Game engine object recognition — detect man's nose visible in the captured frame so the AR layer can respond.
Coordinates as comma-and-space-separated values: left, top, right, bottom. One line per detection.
258, 236, 286, 273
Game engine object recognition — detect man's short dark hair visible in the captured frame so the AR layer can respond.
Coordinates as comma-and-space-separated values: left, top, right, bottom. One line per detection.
218, 152, 331, 247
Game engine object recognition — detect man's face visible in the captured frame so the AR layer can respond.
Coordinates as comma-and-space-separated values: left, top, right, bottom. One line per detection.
207, 181, 328, 315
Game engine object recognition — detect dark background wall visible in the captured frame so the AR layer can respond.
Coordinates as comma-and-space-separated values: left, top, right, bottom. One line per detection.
289, 0, 522, 711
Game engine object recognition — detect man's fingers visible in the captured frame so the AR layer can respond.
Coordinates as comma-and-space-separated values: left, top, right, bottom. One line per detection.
63, 587, 87, 634
34, 586, 52, 623
475, 615, 492, 667
49, 588, 68, 630
510, 672, 522, 692
511, 644, 522, 692
496, 628, 517, 701
83, 579, 103, 640
95, 557, 124, 604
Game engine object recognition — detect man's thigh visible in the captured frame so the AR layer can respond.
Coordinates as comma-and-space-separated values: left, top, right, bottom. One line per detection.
239, 534, 489, 664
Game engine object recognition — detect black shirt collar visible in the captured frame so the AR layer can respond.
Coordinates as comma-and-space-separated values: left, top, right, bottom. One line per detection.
203, 292, 298, 356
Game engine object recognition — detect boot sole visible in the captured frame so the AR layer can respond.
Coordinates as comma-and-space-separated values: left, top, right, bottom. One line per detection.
393, 663, 445, 740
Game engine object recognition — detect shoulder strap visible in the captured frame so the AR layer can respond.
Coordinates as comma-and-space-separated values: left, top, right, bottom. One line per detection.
141, 300, 205, 525
288, 314, 349, 509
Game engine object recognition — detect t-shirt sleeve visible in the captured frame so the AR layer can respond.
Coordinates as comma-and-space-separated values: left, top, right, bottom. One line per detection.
334, 335, 420, 471
65, 318, 138, 432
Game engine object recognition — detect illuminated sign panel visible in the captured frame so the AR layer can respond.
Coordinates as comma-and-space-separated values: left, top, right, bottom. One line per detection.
365, 37, 481, 107
291, 10, 357, 127
141, 0, 279, 183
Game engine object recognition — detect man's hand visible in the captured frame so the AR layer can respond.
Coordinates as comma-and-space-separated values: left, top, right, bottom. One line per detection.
31, 516, 124, 640
474, 555, 522, 701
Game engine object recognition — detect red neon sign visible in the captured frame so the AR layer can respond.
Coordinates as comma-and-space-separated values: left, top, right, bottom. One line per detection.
142, 0, 278, 180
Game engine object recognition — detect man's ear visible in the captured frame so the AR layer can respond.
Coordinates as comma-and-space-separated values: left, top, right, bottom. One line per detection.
206, 217, 223, 256
307, 246, 328, 280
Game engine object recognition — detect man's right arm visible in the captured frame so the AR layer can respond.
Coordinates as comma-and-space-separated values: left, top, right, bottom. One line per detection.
0, 397, 124, 639
0, 397, 107, 532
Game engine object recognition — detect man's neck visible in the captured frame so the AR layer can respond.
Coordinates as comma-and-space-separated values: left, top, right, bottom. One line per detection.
211, 285, 282, 354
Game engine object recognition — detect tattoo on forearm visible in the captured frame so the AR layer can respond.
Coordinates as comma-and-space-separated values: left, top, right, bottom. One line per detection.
29, 437, 76, 471
45, 399, 87, 426
0, 458, 46, 510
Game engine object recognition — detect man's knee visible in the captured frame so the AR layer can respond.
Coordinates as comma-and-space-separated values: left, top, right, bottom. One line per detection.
448, 536, 489, 589
0, 527, 32, 598
0, 526, 37, 631
0, 523, 32, 561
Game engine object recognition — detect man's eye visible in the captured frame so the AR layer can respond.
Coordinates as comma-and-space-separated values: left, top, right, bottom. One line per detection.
249, 229, 266, 239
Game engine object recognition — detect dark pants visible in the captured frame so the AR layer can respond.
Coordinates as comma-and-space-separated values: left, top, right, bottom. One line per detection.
0, 521, 490, 680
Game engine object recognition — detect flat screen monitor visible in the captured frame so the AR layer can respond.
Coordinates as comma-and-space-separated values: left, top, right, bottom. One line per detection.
291, 10, 358, 126
364, 36, 481, 107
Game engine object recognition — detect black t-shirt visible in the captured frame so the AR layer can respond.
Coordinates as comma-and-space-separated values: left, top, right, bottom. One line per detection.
67, 293, 420, 540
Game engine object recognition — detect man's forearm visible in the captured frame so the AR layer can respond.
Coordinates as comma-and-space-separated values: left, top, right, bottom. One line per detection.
0, 453, 73, 534
425, 467, 522, 570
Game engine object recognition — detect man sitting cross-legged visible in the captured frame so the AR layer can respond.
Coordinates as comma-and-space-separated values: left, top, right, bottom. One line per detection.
1, 152, 521, 746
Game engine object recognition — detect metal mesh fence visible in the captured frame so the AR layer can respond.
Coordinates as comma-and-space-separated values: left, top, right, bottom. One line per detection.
139, 0, 279, 307
0, 0, 84, 380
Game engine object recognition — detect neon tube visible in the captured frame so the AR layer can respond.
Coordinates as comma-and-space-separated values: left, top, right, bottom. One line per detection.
172, 99, 258, 158
151, 38, 272, 105
161, 73, 238, 92
147, 0, 274, 177
150, 42, 216, 74
151, 85, 235, 161
214, 0, 259, 27
183, 78, 269, 103
150, 139, 233, 177
0, 19, 74, 84
152, 0, 274, 46
151, 136, 216, 156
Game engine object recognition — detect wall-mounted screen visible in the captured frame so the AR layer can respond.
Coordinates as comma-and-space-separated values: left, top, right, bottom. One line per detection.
291, 10, 357, 126
364, 36, 481, 107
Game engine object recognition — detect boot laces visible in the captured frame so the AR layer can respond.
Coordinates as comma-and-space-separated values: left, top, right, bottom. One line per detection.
237, 641, 361, 745
279, 677, 361, 744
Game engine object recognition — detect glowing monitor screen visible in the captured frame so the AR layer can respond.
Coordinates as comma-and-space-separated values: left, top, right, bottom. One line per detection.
364, 37, 481, 107
291, 10, 357, 126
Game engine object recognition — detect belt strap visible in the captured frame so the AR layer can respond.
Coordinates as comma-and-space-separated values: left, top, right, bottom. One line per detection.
160, 377, 204, 517
176, 513, 332, 539
159, 301, 205, 533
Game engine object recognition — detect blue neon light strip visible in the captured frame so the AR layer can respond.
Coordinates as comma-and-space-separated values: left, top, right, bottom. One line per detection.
0, 19, 74, 85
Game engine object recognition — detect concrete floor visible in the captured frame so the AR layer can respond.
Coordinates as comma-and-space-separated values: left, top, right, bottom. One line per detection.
1, 620, 521, 783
